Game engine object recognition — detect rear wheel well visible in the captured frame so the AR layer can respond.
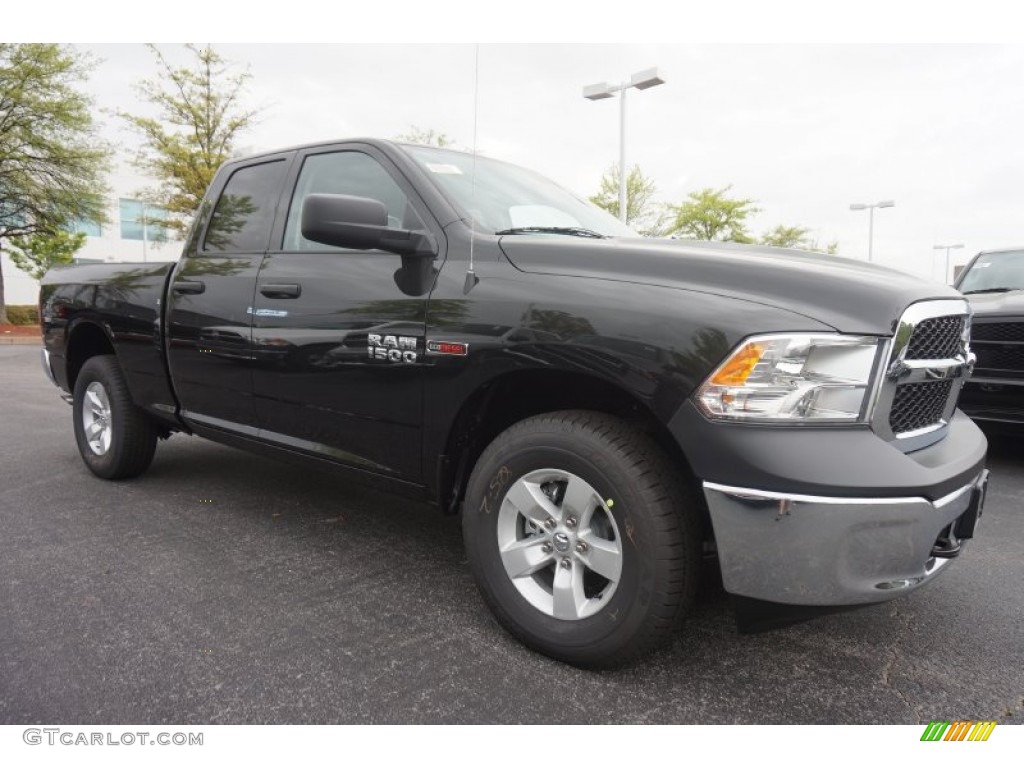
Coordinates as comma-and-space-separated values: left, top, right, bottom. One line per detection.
66, 323, 116, 393
439, 370, 708, 535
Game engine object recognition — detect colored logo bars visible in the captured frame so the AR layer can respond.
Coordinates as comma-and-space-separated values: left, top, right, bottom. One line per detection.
920, 720, 997, 742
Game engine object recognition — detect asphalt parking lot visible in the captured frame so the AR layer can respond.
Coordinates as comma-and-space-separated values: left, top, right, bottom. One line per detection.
1, 344, 1022, 724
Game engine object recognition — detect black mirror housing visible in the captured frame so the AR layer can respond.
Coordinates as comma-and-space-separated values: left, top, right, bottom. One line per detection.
300, 193, 436, 258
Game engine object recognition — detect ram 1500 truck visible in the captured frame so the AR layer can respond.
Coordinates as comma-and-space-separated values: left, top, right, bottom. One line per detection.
954, 247, 1024, 427
40, 139, 989, 667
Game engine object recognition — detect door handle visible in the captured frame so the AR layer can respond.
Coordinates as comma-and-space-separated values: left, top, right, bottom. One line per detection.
260, 283, 302, 299
172, 280, 206, 295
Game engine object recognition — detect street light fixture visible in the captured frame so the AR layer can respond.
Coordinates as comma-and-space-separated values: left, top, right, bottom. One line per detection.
583, 67, 666, 224
849, 200, 895, 262
933, 243, 964, 284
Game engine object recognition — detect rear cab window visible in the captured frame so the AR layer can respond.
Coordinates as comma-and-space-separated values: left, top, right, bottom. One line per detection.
203, 160, 289, 254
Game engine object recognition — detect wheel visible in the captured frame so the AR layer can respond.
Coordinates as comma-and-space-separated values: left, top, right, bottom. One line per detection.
72, 355, 158, 479
462, 410, 700, 667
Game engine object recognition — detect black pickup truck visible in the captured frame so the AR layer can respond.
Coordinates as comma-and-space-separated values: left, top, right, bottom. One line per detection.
40, 139, 989, 666
955, 247, 1024, 427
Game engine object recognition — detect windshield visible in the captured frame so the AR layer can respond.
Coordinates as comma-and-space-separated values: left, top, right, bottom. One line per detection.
402, 145, 636, 238
958, 250, 1024, 293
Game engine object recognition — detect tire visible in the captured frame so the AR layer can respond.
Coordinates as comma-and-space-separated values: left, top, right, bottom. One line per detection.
72, 355, 158, 480
462, 410, 700, 668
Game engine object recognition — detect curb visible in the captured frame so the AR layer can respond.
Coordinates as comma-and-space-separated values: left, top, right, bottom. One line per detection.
0, 337, 42, 346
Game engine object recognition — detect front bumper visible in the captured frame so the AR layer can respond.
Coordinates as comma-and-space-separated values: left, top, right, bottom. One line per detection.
668, 401, 988, 609
703, 471, 987, 606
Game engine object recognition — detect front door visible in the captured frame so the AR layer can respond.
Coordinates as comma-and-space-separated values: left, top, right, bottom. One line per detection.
250, 145, 443, 482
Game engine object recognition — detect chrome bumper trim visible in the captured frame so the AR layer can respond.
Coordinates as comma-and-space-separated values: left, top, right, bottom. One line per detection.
703, 475, 983, 606
40, 348, 72, 403
40, 348, 58, 386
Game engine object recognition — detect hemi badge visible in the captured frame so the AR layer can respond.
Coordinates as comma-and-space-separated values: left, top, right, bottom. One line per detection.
427, 340, 469, 356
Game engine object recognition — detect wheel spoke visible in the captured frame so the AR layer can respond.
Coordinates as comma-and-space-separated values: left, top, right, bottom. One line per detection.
504, 480, 559, 528
85, 421, 102, 439
552, 561, 586, 620
561, 473, 598, 520
579, 532, 622, 581
500, 537, 554, 579
86, 390, 103, 410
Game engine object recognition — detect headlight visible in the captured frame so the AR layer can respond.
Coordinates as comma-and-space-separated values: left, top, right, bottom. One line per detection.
696, 334, 883, 423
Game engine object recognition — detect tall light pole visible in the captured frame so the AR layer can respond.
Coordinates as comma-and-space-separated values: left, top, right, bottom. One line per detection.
934, 243, 963, 283
849, 200, 895, 262
583, 68, 666, 223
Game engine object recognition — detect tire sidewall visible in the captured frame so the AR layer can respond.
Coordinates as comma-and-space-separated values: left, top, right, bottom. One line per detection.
72, 357, 122, 478
464, 426, 669, 662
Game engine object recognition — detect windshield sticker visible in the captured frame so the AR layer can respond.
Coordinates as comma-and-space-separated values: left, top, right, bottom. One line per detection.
973, 262, 991, 268
425, 163, 463, 175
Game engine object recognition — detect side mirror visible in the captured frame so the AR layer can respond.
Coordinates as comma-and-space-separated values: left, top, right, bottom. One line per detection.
301, 193, 436, 258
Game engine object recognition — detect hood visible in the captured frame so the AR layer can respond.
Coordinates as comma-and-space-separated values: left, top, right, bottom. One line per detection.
499, 236, 962, 335
964, 289, 1024, 317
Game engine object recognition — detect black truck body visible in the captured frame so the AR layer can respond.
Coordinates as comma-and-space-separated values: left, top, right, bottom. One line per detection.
40, 139, 989, 666
954, 248, 1024, 427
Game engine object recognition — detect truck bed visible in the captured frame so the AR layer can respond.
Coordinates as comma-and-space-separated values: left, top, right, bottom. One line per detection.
40, 261, 180, 424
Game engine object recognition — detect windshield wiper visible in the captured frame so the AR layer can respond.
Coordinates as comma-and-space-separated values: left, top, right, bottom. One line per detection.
494, 226, 607, 239
962, 287, 1020, 295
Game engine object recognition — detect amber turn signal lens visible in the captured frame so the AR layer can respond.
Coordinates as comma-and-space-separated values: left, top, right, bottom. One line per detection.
710, 342, 764, 386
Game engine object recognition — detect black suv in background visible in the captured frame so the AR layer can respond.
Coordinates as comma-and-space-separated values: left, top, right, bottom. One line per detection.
956, 248, 1024, 427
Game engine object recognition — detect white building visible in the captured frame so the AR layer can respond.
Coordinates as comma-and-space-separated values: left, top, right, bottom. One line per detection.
2, 167, 184, 306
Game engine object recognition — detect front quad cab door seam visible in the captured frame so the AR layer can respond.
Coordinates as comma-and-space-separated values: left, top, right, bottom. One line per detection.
462, 410, 701, 668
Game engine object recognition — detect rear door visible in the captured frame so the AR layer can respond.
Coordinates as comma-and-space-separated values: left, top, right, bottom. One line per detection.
249, 143, 444, 482
166, 154, 291, 434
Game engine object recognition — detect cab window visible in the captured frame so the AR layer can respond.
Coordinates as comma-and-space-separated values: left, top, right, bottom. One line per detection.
282, 151, 422, 251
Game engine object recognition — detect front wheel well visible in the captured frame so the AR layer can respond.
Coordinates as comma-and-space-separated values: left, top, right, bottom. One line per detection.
439, 370, 707, 533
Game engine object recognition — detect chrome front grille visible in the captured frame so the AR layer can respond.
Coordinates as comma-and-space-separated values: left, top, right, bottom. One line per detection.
905, 315, 965, 360
871, 299, 973, 451
889, 380, 955, 434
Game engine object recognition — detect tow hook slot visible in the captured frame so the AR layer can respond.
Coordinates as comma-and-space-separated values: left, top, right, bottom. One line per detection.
931, 523, 961, 559
932, 470, 988, 559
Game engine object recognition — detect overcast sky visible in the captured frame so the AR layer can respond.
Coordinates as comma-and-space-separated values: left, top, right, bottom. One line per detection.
6, 41, 1024, 303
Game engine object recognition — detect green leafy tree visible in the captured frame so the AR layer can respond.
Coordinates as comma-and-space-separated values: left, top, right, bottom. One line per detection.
395, 126, 455, 147
120, 44, 258, 236
668, 186, 759, 243
806, 239, 840, 256
0, 43, 109, 323
8, 230, 86, 280
760, 225, 810, 249
760, 225, 839, 255
589, 164, 668, 236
